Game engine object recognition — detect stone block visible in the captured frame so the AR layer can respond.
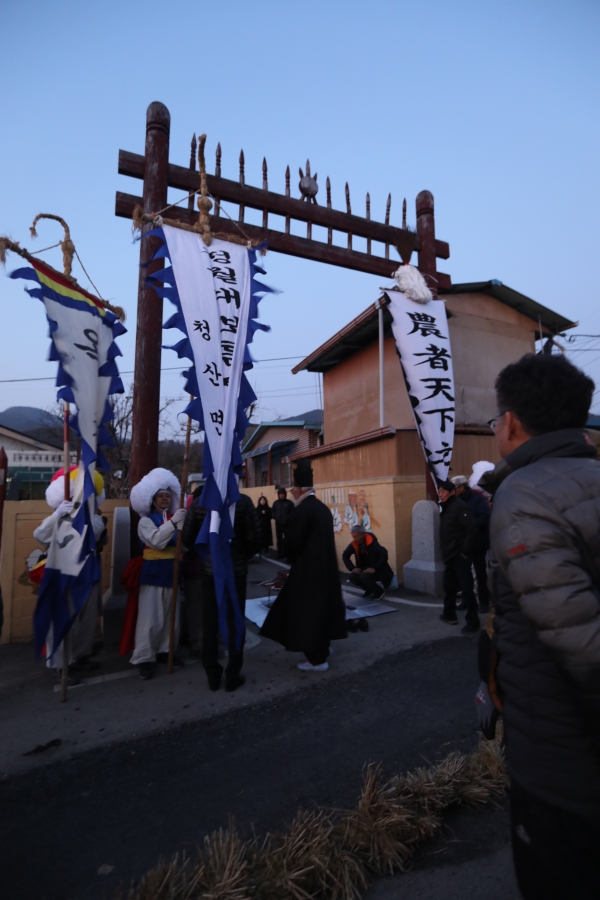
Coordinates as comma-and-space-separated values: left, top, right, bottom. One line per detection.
403, 500, 444, 596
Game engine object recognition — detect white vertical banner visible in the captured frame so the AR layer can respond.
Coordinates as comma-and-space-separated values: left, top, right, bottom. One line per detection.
161, 227, 251, 526
386, 290, 455, 484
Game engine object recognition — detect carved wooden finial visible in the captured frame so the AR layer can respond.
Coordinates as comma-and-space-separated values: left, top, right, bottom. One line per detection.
366, 193, 371, 255
239, 149, 245, 185
215, 142, 222, 177
402, 197, 407, 230
345, 182, 351, 215
285, 165, 290, 196
326, 176, 331, 208
306, 159, 311, 177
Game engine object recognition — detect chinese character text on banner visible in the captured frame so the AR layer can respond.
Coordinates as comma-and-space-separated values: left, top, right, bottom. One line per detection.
386, 288, 455, 485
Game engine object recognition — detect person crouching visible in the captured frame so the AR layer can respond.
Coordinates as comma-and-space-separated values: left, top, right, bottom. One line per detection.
129, 468, 186, 680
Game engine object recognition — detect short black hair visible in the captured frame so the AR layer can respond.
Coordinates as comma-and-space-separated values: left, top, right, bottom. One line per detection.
495, 353, 594, 436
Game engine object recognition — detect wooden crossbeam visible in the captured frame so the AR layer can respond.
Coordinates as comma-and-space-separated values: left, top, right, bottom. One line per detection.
118, 150, 450, 261
115, 190, 452, 289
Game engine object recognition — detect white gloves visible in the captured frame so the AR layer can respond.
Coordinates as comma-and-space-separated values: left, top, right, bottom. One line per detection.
53, 500, 74, 519
171, 508, 186, 529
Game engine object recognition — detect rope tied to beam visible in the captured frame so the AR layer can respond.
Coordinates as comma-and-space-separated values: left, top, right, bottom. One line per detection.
0, 222, 126, 321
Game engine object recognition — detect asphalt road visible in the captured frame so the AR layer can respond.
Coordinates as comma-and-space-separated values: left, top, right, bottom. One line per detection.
0, 636, 514, 900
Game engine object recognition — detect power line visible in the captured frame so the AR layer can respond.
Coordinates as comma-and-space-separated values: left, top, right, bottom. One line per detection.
0, 355, 308, 385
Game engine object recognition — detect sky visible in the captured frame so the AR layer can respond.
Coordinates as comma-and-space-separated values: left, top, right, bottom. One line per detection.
1, 0, 599, 435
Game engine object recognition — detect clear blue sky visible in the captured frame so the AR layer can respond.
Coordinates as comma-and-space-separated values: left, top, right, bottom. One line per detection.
1, 0, 599, 432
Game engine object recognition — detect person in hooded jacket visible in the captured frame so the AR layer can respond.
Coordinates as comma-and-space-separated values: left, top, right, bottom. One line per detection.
438, 480, 479, 634
451, 475, 491, 613
342, 525, 393, 600
482, 353, 600, 900
272, 487, 294, 558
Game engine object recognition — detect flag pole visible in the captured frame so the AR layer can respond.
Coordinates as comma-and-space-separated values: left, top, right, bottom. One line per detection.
168, 397, 193, 675
60, 401, 70, 703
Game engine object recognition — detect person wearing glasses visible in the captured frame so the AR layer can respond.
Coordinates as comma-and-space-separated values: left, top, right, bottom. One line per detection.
481, 353, 600, 899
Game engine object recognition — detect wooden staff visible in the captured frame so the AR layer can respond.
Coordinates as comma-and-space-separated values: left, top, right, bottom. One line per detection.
168, 398, 193, 674
60, 402, 70, 703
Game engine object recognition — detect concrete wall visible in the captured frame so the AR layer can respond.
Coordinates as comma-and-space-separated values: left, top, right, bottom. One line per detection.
0, 499, 129, 644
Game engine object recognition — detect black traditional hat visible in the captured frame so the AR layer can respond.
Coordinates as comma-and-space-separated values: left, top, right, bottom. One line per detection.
293, 458, 313, 488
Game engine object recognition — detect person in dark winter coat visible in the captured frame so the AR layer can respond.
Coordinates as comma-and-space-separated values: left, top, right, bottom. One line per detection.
256, 496, 273, 554
260, 459, 347, 671
182, 493, 259, 692
342, 525, 393, 600
451, 475, 491, 612
483, 353, 600, 900
272, 488, 294, 558
438, 480, 479, 634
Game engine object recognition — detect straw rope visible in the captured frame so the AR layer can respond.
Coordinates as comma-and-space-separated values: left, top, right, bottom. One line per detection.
122, 730, 507, 900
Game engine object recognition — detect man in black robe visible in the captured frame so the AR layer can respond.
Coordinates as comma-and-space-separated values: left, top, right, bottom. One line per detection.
260, 459, 347, 671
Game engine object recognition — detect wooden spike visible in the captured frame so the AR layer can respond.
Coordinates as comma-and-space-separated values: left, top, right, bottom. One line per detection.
239, 150, 245, 222
188, 134, 197, 211
262, 157, 268, 228
285, 166, 290, 233
385, 193, 391, 259
346, 183, 352, 249
402, 197, 407, 230
366, 193, 371, 255
214, 143, 221, 217
326, 177, 332, 244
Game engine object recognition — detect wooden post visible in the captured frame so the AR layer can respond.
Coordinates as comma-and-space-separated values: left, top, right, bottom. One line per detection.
416, 190, 438, 297
425, 466, 438, 503
129, 102, 171, 493
60, 403, 71, 703
0, 447, 7, 564
167, 400, 193, 674
378, 300, 385, 428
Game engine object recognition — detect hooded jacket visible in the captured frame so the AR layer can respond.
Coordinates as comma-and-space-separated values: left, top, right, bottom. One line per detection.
486, 428, 600, 817
342, 533, 394, 588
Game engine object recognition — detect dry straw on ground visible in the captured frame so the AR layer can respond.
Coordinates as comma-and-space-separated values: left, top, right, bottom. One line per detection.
121, 732, 507, 900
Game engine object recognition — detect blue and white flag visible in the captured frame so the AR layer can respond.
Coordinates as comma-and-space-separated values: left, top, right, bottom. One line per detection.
144, 227, 276, 647
9, 259, 126, 657
385, 286, 455, 485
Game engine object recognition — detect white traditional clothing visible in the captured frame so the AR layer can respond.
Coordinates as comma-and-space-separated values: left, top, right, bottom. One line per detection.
33, 511, 105, 668
130, 511, 181, 665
